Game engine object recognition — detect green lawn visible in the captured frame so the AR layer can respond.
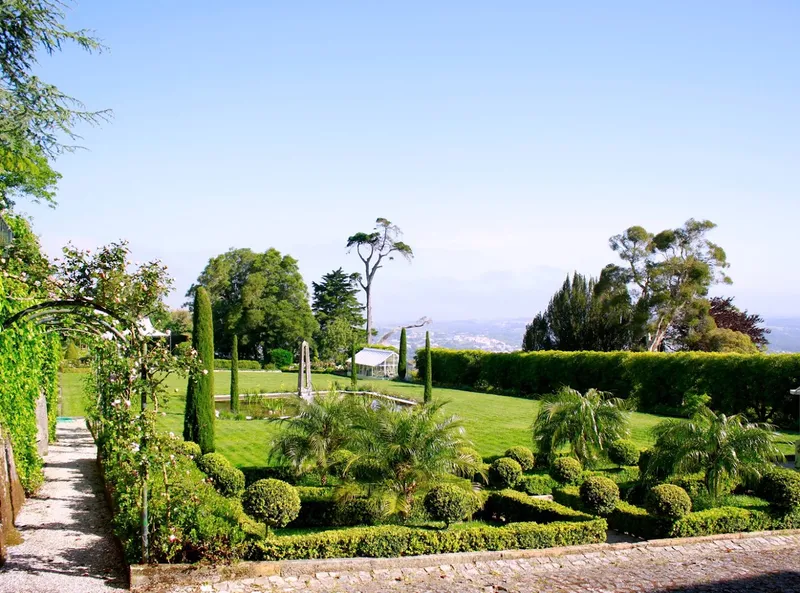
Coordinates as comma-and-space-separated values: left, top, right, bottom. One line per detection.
60, 370, 798, 469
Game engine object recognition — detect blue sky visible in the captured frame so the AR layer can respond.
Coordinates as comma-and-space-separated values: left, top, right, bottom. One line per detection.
20, 1, 800, 323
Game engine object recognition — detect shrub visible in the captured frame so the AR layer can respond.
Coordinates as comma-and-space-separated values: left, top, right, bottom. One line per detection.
424, 484, 474, 526
196, 453, 245, 497
505, 446, 535, 471
246, 519, 607, 561
335, 497, 389, 527
184, 286, 215, 453
175, 440, 202, 460
484, 489, 593, 523
515, 474, 557, 496
269, 348, 293, 368
242, 479, 301, 528
551, 457, 582, 484
669, 507, 753, 538
489, 457, 522, 489
329, 449, 356, 479
608, 440, 639, 467
214, 358, 262, 370
579, 476, 620, 516
646, 484, 692, 520
758, 468, 800, 512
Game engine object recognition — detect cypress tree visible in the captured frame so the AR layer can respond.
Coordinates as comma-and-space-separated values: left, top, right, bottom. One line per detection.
350, 341, 358, 390
398, 328, 407, 381
424, 331, 433, 403
184, 286, 216, 453
230, 335, 239, 413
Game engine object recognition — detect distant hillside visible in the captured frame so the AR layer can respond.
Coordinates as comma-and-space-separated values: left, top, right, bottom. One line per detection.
375, 317, 800, 355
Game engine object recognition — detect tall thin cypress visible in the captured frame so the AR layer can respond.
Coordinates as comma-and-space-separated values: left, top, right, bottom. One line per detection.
350, 341, 358, 389
184, 286, 215, 453
398, 328, 407, 381
424, 331, 433, 403
230, 335, 239, 413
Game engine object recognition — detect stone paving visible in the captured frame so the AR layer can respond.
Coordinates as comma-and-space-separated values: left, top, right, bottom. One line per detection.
150, 533, 800, 593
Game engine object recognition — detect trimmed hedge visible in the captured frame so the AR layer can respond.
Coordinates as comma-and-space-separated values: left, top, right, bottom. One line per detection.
196, 453, 246, 498
608, 440, 640, 467
214, 359, 262, 370
505, 446, 535, 471
551, 457, 583, 484
243, 479, 301, 528
246, 519, 607, 561
424, 484, 475, 526
757, 468, 800, 511
580, 476, 620, 516
646, 484, 692, 520
293, 487, 387, 528
515, 474, 558, 496
484, 489, 595, 524
415, 349, 800, 427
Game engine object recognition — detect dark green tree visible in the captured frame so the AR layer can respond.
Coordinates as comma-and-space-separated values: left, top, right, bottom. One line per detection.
522, 273, 632, 352
230, 335, 239, 413
312, 268, 365, 331
424, 332, 432, 403
184, 287, 215, 453
346, 218, 413, 343
188, 248, 317, 360
398, 327, 407, 380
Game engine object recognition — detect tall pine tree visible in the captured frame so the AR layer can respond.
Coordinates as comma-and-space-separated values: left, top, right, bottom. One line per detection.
230, 335, 239, 413
398, 327, 407, 380
424, 331, 433, 403
184, 286, 216, 453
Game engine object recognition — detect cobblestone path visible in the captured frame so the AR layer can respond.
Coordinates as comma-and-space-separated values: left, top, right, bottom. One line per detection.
157, 533, 800, 593
0, 420, 126, 593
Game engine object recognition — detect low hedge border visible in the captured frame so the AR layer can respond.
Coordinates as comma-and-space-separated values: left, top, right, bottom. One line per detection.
484, 489, 595, 524
214, 359, 263, 370
245, 519, 608, 561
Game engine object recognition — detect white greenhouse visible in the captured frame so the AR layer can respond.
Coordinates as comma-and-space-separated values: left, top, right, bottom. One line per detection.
347, 347, 400, 379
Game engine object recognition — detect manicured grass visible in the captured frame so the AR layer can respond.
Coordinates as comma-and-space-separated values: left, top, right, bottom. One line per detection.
60, 370, 799, 469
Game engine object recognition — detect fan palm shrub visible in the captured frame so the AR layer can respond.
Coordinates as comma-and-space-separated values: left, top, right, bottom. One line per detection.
644, 406, 783, 499
532, 387, 629, 466
347, 401, 483, 519
270, 393, 355, 485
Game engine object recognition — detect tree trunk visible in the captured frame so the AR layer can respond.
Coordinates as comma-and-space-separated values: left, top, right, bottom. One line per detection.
365, 285, 373, 344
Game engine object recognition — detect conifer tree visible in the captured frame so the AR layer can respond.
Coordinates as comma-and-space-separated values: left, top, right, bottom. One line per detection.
184, 286, 216, 453
424, 331, 433, 403
230, 335, 239, 413
398, 327, 408, 380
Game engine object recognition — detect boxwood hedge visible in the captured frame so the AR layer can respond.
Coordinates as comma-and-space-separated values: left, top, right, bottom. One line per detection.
415, 349, 800, 427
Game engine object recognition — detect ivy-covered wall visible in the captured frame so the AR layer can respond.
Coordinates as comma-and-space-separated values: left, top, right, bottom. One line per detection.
0, 215, 61, 492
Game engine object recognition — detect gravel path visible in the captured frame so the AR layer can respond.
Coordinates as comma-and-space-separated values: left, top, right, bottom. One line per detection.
0, 419, 126, 593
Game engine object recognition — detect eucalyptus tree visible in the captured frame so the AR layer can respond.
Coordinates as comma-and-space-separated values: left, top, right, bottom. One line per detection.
346, 218, 413, 343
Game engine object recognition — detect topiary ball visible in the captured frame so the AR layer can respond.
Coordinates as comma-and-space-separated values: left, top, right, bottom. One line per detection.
646, 484, 692, 520
607, 440, 640, 467
423, 484, 474, 526
504, 446, 535, 472
579, 476, 620, 516
489, 457, 522, 489
196, 452, 245, 497
175, 440, 202, 460
758, 468, 800, 512
551, 457, 583, 484
242, 479, 301, 528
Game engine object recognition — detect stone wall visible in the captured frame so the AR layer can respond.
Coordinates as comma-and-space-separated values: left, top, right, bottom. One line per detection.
0, 426, 25, 566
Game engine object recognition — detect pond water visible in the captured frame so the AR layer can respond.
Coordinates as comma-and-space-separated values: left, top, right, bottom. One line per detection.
215, 396, 301, 419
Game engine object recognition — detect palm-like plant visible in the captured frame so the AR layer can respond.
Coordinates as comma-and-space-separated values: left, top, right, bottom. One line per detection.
532, 387, 629, 466
645, 406, 783, 498
270, 393, 354, 485
348, 401, 482, 518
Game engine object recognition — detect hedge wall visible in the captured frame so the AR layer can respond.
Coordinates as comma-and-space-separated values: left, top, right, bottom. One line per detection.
214, 359, 262, 370
246, 519, 607, 561
415, 349, 800, 427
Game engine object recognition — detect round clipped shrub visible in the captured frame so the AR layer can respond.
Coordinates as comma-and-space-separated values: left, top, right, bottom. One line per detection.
423, 484, 474, 526
329, 449, 356, 478
175, 440, 202, 460
579, 476, 620, 516
196, 452, 245, 497
607, 440, 639, 467
551, 457, 583, 484
504, 446, 535, 472
459, 447, 483, 465
334, 497, 389, 526
242, 479, 301, 528
758, 468, 800, 512
489, 457, 522, 489
646, 484, 692, 520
